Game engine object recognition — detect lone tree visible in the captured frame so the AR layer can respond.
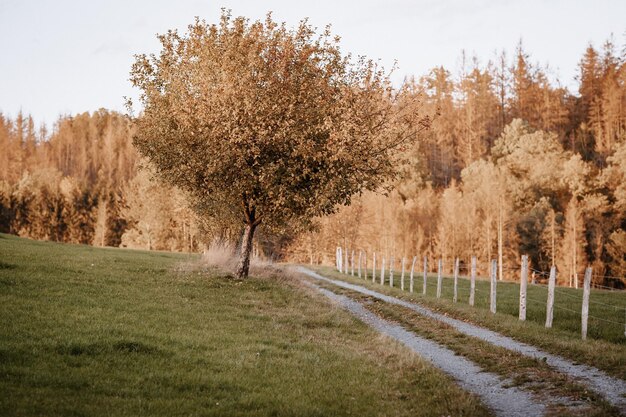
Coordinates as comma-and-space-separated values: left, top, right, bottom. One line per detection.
129, 11, 428, 278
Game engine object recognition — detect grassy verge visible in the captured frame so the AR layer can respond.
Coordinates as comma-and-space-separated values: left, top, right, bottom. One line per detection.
309, 265, 626, 380
311, 279, 619, 417
0, 234, 489, 416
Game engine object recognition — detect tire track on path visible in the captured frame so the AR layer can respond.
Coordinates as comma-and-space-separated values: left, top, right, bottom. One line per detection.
306, 281, 546, 417
298, 266, 626, 413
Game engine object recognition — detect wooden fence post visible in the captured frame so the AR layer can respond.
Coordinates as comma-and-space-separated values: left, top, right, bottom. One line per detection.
337, 247, 342, 272
490, 259, 497, 314
581, 267, 592, 340
453, 257, 459, 303
389, 257, 394, 287
423, 256, 428, 295
437, 259, 443, 298
545, 265, 556, 328
381, 257, 386, 286
469, 256, 476, 306
372, 253, 376, 283
519, 255, 528, 321
351, 251, 355, 276
401, 257, 406, 291
409, 256, 417, 293
340, 247, 344, 273
363, 252, 368, 280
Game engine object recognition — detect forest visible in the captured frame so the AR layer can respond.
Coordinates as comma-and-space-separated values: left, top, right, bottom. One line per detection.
1, 39, 625, 287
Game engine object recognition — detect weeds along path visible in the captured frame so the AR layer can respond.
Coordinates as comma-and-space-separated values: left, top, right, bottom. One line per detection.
305, 281, 546, 417
298, 267, 626, 413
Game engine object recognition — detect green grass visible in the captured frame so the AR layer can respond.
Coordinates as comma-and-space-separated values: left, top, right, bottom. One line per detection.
311, 280, 619, 417
0, 234, 488, 417
312, 265, 626, 379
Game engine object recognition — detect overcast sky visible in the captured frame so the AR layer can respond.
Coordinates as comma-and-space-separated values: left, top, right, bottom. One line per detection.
1, 0, 624, 128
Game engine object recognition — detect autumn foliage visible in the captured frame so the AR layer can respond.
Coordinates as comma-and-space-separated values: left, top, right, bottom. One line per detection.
0, 22, 624, 286
128, 12, 427, 278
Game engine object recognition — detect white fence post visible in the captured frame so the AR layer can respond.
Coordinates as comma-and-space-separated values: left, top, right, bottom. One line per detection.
344, 248, 349, 274
423, 256, 428, 295
453, 257, 459, 303
381, 257, 386, 285
372, 253, 376, 283
389, 257, 394, 287
581, 267, 592, 340
358, 251, 362, 278
409, 256, 417, 293
437, 259, 443, 298
469, 256, 476, 306
363, 251, 367, 280
337, 247, 342, 272
519, 255, 528, 321
349, 251, 353, 276
401, 257, 406, 291
545, 265, 556, 328
490, 259, 497, 314
340, 247, 344, 273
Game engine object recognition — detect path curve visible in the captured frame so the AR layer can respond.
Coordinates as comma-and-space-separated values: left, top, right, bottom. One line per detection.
298, 266, 626, 413
308, 282, 546, 417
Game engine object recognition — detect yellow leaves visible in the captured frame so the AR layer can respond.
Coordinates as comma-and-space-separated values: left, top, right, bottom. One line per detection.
130, 10, 426, 236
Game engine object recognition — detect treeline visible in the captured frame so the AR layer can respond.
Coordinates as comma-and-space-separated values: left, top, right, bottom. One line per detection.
287, 40, 626, 288
0, 110, 200, 251
1, 39, 625, 286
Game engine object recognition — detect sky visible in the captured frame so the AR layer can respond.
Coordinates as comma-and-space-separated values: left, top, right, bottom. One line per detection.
1, 0, 624, 128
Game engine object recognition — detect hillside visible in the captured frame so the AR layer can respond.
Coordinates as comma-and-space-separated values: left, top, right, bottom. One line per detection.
0, 234, 487, 416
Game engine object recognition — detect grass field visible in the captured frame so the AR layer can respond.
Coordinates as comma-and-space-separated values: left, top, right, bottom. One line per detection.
311, 265, 626, 379
0, 234, 488, 417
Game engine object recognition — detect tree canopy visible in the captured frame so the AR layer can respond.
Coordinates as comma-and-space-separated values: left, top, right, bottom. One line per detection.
129, 11, 427, 277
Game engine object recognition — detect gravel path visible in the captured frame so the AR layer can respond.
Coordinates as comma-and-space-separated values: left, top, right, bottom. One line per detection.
298, 267, 626, 413
307, 281, 546, 417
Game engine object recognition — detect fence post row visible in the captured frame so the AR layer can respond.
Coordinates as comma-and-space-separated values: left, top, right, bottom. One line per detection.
519, 255, 528, 321
423, 256, 428, 295
581, 267, 592, 340
409, 256, 417, 293
332, 251, 610, 343
436, 259, 443, 298
453, 257, 459, 303
490, 259, 497, 314
545, 265, 556, 328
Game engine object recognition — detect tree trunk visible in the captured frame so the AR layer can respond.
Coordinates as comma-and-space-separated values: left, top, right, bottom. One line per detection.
236, 222, 257, 279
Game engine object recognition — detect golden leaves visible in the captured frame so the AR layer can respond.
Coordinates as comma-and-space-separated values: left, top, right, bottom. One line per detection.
130, 10, 426, 233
